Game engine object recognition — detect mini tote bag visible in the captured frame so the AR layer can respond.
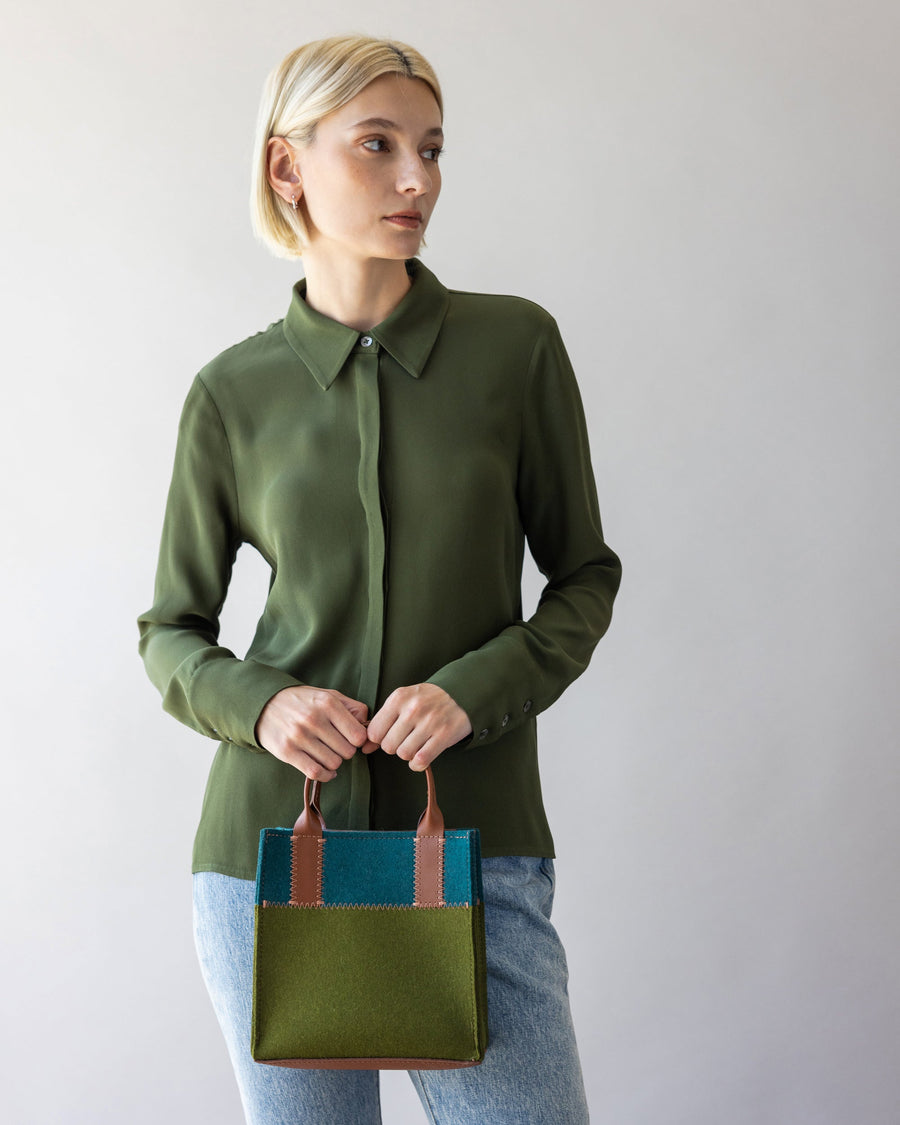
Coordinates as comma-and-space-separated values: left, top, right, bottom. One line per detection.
251, 765, 488, 1068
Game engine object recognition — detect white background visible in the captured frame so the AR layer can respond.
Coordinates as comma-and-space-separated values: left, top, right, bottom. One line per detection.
2, 2, 898, 1122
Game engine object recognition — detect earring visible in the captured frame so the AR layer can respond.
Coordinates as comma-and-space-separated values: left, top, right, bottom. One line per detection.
291, 194, 298, 211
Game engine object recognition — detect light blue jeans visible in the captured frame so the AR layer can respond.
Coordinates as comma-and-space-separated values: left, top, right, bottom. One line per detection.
193, 856, 589, 1124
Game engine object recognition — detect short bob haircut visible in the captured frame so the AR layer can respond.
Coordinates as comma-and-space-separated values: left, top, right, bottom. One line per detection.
250, 34, 443, 261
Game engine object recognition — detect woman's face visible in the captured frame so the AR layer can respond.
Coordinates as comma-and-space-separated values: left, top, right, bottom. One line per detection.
291, 73, 443, 267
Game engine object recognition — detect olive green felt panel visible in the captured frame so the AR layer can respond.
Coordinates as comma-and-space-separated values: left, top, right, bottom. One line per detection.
252, 903, 488, 1064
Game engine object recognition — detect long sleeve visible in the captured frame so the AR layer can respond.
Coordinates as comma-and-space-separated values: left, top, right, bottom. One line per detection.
137, 375, 301, 750
427, 314, 621, 746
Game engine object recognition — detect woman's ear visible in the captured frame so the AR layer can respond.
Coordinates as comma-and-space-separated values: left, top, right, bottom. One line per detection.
266, 136, 302, 204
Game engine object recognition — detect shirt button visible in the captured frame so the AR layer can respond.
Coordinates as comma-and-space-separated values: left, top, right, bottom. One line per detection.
360, 335, 373, 347
501, 713, 510, 727
522, 700, 533, 713
478, 728, 489, 740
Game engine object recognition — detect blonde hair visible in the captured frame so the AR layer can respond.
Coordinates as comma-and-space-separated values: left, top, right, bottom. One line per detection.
250, 34, 443, 260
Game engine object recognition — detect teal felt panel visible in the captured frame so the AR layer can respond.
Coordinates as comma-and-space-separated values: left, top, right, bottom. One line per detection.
255, 827, 483, 907
441, 831, 478, 905
255, 830, 293, 905
322, 832, 415, 905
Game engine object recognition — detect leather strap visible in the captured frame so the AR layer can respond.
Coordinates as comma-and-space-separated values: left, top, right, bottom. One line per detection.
414, 767, 445, 907
292, 776, 324, 837
416, 766, 444, 836
290, 765, 445, 906
289, 833, 324, 906
289, 777, 325, 906
263, 1056, 480, 1070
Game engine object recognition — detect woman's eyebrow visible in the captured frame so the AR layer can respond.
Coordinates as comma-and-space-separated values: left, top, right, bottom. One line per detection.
347, 117, 444, 139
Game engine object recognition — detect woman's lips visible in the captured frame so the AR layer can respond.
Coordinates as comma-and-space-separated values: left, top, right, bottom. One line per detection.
385, 214, 422, 229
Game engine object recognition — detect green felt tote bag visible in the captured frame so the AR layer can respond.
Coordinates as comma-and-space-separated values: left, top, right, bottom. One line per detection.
251, 765, 488, 1069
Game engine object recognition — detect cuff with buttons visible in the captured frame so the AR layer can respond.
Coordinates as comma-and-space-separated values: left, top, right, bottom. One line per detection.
476, 698, 532, 742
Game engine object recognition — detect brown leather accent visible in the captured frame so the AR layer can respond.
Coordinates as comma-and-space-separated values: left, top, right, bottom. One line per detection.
416, 766, 445, 837
414, 833, 445, 907
290, 778, 325, 906
413, 766, 445, 906
292, 777, 324, 835
289, 764, 448, 907
289, 834, 323, 906
294, 764, 444, 838
260, 1056, 482, 1070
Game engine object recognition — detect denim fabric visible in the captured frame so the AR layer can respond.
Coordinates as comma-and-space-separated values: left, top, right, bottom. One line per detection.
193, 856, 589, 1124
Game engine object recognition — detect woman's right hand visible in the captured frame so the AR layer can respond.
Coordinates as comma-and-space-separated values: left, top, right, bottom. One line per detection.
254, 686, 375, 781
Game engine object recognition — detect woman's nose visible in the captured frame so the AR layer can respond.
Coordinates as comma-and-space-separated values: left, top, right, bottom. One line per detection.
396, 153, 433, 195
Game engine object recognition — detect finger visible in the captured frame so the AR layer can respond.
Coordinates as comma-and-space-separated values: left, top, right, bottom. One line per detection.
409, 741, 440, 771
283, 719, 356, 763
323, 697, 372, 751
331, 691, 370, 724
366, 698, 401, 746
296, 700, 365, 758
306, 734, 350, 772
287, 745, 340, 782
380, 713, 421, 757
390, 725, 427, 762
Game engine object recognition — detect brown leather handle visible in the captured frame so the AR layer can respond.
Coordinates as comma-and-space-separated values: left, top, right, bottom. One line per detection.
289, 764, 446, 907
291, 764, 444, 838
292, 776, 325, 837
413, 766, 445, 907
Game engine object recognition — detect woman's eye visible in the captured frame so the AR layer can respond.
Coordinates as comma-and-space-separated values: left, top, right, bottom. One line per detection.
361, 138, 443, 161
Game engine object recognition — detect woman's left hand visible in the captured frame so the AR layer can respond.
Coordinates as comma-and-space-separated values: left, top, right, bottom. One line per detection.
365, 683, 472, 771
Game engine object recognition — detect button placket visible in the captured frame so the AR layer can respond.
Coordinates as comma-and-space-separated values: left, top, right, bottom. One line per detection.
354, 350, 384, 707
348, 347, 385, 828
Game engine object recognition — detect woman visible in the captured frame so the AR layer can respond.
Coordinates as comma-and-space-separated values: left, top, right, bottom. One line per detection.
138, 33, 621, 1125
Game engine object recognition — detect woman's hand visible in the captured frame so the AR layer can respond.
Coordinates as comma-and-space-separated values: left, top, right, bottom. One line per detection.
254, 686, 377, 781
365, 684, 472, 771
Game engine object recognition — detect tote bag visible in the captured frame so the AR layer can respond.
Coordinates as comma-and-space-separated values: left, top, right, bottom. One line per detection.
251, 764, 488, 1068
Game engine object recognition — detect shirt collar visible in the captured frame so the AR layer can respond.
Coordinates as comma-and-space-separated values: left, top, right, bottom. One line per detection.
282, 258, 451, 390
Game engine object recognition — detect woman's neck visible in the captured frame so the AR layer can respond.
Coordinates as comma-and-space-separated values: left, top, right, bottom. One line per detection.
300, 254, 412, 333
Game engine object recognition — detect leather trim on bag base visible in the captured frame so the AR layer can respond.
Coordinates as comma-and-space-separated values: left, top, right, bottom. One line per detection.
259, 1056, 483, 1070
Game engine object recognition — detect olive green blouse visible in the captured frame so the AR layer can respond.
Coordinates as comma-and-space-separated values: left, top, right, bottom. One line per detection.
138, 257, 621, 879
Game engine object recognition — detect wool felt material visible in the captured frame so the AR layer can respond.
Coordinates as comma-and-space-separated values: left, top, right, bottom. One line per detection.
255, 828, 483, 908
251, 772, 488, 1069
251, 904, 487, 1064
249, 765, 488, 1062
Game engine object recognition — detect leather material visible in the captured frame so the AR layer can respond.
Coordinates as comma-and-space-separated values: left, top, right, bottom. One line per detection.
414, 833, 445, 907
417, 766, 445, 836
288, 833, 323, 906
261, 1057, 481, 1070
292, 777, 324, 835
